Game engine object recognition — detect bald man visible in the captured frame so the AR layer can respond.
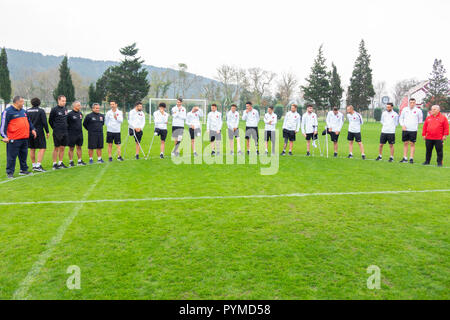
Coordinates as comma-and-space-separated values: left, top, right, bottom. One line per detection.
422, 105, 449, 167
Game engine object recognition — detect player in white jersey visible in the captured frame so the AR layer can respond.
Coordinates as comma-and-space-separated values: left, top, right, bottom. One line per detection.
226, 104, 242, 155
153, 102, 169, 158
242, 101, 260, 155
281, 104, 301, 155
325, 106, 344, 157
399, 98, 423, 163
346, 105, 366, 159
301, 105, 319, 156
376, 102, 399, 162
207, 103, 222, 156
186, 105, 203, 156
171, 98, 186, 156
128, 101, 146, 160
105, 101, 124, 162
263, 106, 277, 154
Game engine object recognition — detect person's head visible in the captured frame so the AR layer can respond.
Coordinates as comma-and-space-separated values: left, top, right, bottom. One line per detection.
430, 105, 440, 116
12, 96, 24, 109
306, 104, 313, 113
31, 97, 41, 108
72, 101, 81, 112
159, 102, 166, 112
231, 104, 237, 112
409, 98, 416, 108
346, 105, 354, 114
211, 103, 217, 112
291, 104, 297, 112
333, 106, 339, 115
135, 101, 143, 111
92, 103, 100, 113
268, 106, 274, 114
386, 102, 394, 112
57, 95, 66, 107
177, 98, 182, 107
192, 105, 199, 112
109, 100, 117, 110
246, 101, 253, 111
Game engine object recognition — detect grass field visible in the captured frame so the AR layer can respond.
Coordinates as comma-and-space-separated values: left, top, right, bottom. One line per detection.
0, 118, 449, 300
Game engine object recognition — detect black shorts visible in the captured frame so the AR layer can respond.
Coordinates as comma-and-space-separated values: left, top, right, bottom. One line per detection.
329, 131, 340, 142
172, 126, 184, 140
28, 133, 46, 149
189, 128, 201, 140
88, 134, 104, 149
305, 133, 314, 141
347, 132, 362, 142
228, 128, 240, 139
106, 132, 121, 145
129, 128, 143, 143
209, 131, 222, 142
283, 129, 296, 142
402, 131, 417, 143
265, 130, 275, 141
380, 133, 395, 145
53, 132, 68, 147
245, 127, 259, 141
155, 128, 168, 141
68, 132, 83, 148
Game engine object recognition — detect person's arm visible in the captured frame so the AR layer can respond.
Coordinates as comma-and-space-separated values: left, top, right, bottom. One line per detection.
418, 108, 423, 124
83, 114, 89, 131
301, 115, 306, 134
394, 113, 399, 127
282, 113, 287, 129
380, 112, 385, 126
326, 112, 331, 128
314, 113, 318, 128
206, 113, 211, 131
263, 114, 270, 124
1, 110, 10, 139
399, 110, 405, 129
359, 113, 364, 125
422, 117, 428, 138
296, 114, 301, 133
242, 111, 248, 121
141, 112, 146, 129
41, 110, 49, 134
117, 111, 123, 123
443, 117, 449, 140
128, 111, 135, 129
48, 108, 55, 129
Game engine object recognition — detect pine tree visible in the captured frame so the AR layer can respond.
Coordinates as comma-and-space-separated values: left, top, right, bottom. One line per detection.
301, 45, 330, 110
347, 40, 375, 111
103, 43, 150, 110
424, 59, 449, 111
53, 56, 75, 104
88, 83, 97, 105
329, 63, 343, 108
0, 48, 12, 104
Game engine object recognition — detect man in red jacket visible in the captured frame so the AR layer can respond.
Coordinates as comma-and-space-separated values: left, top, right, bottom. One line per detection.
422, 105, 449, 167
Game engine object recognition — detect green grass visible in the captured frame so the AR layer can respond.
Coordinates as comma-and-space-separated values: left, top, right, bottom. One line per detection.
0, 120, 449, 299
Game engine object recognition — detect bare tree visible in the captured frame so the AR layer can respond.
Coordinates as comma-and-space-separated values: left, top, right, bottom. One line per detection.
216, 64, 235, 106
276, 72, 298, 106
247, 67, 276, 105
174, 63, 199, 98
373, 81, 387, 108
393, 78, 421, 106
150, 71, 172, 98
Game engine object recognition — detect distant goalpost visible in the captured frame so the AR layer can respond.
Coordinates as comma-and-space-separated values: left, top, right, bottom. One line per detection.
148, 98, 208, 124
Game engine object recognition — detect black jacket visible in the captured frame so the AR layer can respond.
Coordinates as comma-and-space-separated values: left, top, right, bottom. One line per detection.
49, 105, 68, 133
67, 110, 83, 134
83, 112, 105, 134
26, 106, 49, 135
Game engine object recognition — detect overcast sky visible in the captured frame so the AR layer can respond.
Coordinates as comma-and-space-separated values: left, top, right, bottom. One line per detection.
1, 0, 449, 96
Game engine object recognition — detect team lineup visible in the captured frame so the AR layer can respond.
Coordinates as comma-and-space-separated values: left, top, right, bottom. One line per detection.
1, 96, 448, 178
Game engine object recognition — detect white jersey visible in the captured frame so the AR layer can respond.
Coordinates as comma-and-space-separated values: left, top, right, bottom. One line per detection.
301, 112, 319, 134
282, 111, 301, 132
186, 109, 203, 129
128, 108, 145, 130
399, 106, 423, 131
153, 110, 169, 130
171, 106, 187, 127
105, 109, 123, 133
226, 110, 240, 130
381, 110, 399, 134
264, 112, 278, 131
347, 112, 363, 133
242, 108, 260, 127
326, 111, 344, 132
207, 110, 222, 131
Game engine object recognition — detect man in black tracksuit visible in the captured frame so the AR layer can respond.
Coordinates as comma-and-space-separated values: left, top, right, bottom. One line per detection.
67, 101, 86, 167
49, 95, 69, 170
83, 103, 105, 164
26, 97, 49, 172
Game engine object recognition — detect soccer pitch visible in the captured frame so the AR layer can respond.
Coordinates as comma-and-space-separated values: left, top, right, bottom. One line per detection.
0, 120, 449, 300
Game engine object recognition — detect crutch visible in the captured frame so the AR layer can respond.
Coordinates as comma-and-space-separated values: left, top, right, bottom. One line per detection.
132, 128, 147, 158
145, 132, 157, 160
325, 126, 329, 158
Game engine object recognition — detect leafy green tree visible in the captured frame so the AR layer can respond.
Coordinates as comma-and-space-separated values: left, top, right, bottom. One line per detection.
53, 55, 75, 104
424, 59, 449, 111
347, 40, 375, 111
0, 48, 12, 104
301, 45, 330, 110
329, 63, 343, 108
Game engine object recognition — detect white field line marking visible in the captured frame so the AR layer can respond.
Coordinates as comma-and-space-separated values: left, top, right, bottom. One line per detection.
2, 189, 450, 207
11, 164, 109, 300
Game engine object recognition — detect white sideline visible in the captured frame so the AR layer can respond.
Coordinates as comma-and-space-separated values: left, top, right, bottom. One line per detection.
11, 164, 109, 300
2, 189, 450, 207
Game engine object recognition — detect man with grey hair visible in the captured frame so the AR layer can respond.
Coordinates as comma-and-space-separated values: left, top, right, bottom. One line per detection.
83, 103, 105, 164
67, 101, 86, 166
422, 105, 449, 167
49, 95, 69, 170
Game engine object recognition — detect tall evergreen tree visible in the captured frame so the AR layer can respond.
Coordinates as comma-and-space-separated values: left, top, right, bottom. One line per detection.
53, 55, 75, 104
103, 43, 150, 110
424, 59, 449, 110
329, 63, 343, 108
0, 48, 12, 104
347, 40, 375, 111
88, 83, 97, 105
301, 45, 330, 110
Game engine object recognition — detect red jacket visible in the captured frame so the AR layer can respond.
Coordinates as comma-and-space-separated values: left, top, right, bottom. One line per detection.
422, 112, 449, 140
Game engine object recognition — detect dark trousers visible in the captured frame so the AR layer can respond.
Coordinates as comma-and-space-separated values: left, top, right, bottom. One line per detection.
425, 139, 443, 164
6, 139, 29, 174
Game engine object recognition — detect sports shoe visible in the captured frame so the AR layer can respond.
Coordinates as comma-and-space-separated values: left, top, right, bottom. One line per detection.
89, 159, 94, 164
109, 157, 113, 162
306, 152, 311, 156
59, 162, 68, 169
237, 151, 243, 156
334, 152, 338, 158
34, 165, 46, 172
69, 161, 75, 167
160, 154, 164, 159
117, 156, 124, 162
78, 160, 87, 166
399, 158, 408, 163
265, 151, 268, 155
375, 156, 382, 161
211, 151, 215, 156
347, 154, 354, 159
362, 155, 366, 160
388, 157, 394, 163
409, 158, 414, 164
437, 163, 443, 167
135, 155, 139, 160
246, 150, 250, 155
6, 173, 14, 179
289, 151, 293, 156
194, 152, 198, 157
19, 170, 32, 176
230, 151, 234, 155
281, 151, 286, 156
98, 159, 105, 164
422, 161, 430, 165
52, 163, 60, 170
